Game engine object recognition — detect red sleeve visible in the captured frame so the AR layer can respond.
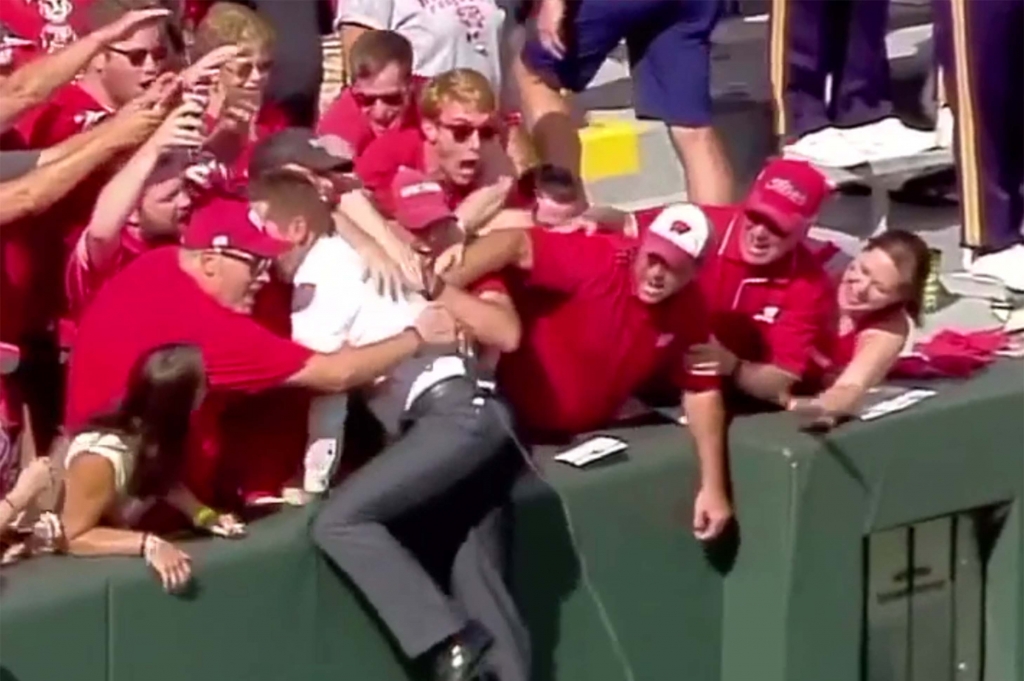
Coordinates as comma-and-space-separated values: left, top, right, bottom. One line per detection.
354, 133, 420, 217
317, 89, 374, 154
201, 307, 314, 393
526, 230, 612, 293
768, 271, 836, 377
470, 272, 509, 297
671, 285, 721, 393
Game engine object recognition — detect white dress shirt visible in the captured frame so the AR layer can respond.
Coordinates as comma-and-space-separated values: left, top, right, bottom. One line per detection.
292, 236, 468, 490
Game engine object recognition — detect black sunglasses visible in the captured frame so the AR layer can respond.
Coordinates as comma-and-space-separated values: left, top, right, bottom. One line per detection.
439, 121, 499, 143
108, 45, 168, 67
214, 248, 272, 276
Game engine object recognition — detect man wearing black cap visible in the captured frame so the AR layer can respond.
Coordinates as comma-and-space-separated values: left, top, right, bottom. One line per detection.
249, 127, 425, 299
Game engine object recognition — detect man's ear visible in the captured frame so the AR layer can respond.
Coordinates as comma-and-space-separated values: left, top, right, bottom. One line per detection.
422, 120, 440, 143
292, 216, 311, 243
197, 251, 220, 277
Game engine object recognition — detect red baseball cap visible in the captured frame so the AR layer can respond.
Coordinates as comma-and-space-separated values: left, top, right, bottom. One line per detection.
182, 197, 290, 259
743, 158, 831, 234
638, 203, 712, 270
391, 167, 453, 232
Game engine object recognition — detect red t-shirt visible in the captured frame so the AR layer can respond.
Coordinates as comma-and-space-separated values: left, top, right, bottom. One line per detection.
317, 76, 426, 157
354, 127, 529, 218
1, 83, 113, 343
678, 205, 837, 379
64, 226, 175, 323
202, 103, 291, 190
65, 247, 314, 502
498, 231, 718, 437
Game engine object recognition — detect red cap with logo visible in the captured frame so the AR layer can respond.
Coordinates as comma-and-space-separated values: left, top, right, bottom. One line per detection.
182, 197, 290, 258
391, 167, 453, 232
639, 203, 712, 270
744, 158, 831, 234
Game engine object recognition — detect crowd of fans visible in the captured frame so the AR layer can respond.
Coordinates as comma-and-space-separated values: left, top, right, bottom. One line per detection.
0, 2, 935, 680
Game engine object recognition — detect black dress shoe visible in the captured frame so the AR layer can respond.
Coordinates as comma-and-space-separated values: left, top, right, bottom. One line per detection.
430, 621, 493, 681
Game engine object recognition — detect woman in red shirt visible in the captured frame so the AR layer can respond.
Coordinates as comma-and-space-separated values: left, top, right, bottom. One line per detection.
790, 230, 931, 426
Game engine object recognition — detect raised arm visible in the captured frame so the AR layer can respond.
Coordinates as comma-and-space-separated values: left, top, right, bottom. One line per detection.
0, 105, 164, 228
82, 100, 206, 269
0, 8, 170, 131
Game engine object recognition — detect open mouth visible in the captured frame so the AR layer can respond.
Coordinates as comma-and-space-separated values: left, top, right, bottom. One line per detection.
641, 281, 665, 298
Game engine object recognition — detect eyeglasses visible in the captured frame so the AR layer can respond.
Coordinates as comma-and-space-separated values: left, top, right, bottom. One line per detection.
108, 45, 168, 67
438, 121, 499, 143
213, 248, 272, 277
351, 90, 406, 108
230, 58, 275, 81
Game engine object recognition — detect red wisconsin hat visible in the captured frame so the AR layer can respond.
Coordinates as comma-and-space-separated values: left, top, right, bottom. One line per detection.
182, 197, 290, 259
744, 158, 831, 234
391, 167, 453, 232
639, 203, 712, 270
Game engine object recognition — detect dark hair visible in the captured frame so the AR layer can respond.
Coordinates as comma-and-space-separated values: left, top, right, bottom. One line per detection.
863, 230, 931, 324
249, 169, 333, 237
349, 30, 414, 81
81, 344, 205, 498
517, 163, 581, 204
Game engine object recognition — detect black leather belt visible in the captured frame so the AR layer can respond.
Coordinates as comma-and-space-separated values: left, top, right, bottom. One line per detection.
403, 375, 495, 424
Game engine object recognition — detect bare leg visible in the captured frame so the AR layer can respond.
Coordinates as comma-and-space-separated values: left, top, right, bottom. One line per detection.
512, 52, 581, 177
669, 124, 735, 205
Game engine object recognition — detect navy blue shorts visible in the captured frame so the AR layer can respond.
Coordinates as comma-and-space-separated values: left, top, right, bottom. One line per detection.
521, 0, 722, 127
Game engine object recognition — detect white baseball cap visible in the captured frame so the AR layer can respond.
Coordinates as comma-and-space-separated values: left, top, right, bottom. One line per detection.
639, 203, 711, 270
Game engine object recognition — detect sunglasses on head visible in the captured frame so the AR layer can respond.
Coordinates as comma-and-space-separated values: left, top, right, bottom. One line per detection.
439, 121, 499, 143
352, 90, 406, 107
108, 45, 168, 67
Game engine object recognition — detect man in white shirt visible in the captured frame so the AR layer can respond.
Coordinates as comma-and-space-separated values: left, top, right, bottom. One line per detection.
256, 167, 528, 681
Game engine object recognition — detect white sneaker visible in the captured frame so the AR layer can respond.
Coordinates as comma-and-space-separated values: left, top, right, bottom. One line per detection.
839, 117, 937, 163
783, 127, 867, 168
969, 243, 1024, 292
935, 106, 954, 149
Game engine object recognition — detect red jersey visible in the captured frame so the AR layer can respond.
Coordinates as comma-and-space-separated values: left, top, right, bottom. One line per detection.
1, 83, 113, 343
65, 247, 313, 502
317, 76, 426, 157
671, 205, 838, 379
498, 231, 718, 437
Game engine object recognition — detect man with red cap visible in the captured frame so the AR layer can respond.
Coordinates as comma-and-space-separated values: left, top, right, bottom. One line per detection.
682, 158, 837, 408
443, 201, 733, 543
287, 165, 527, 681
65, 196, 458, 518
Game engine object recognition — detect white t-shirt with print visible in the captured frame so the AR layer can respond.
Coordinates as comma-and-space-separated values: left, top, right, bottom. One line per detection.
337, 0, 506, 92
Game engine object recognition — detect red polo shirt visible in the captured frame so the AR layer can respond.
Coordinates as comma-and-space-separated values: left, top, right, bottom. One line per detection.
65, 247, 314, 503
317, 76, 426, 157
693, 206, 836, 378
498, 231, 718, 437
